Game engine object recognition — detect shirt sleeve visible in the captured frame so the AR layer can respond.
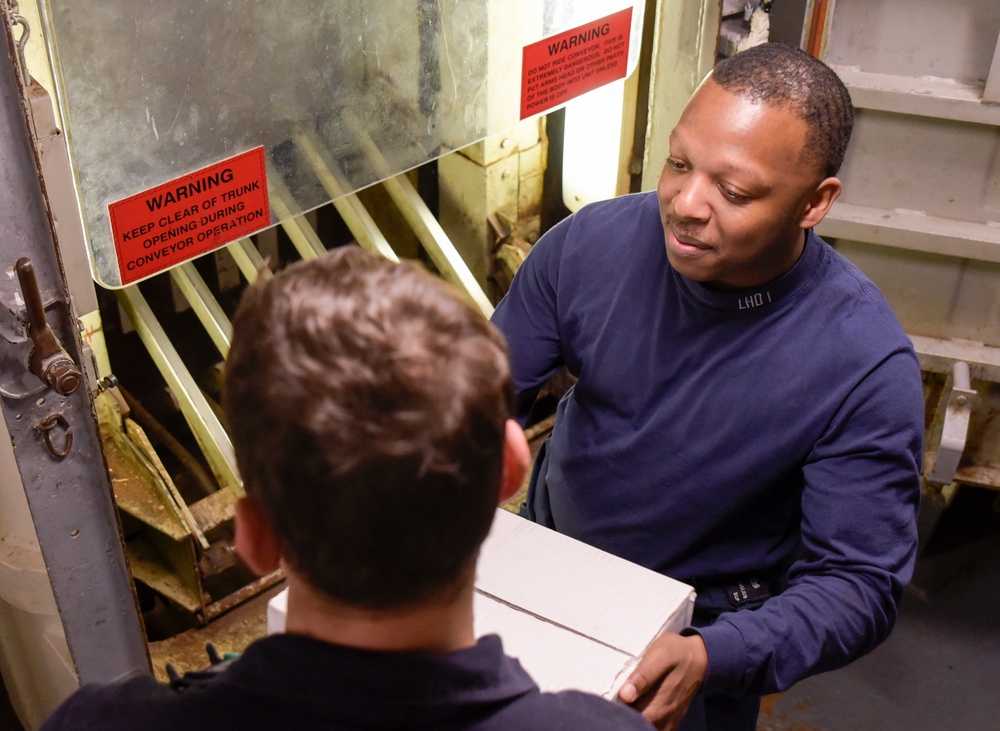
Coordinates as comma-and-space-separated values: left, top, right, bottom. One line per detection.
490, 217, 570, 423
39, 686, 107, 731
694, 348, 924, 696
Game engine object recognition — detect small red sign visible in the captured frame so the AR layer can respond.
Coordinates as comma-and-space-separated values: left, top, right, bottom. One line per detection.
109, 147, 271, 285
520, 8, 633, 120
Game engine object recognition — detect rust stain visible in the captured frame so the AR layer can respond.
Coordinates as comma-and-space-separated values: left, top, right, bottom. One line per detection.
756, 692, 822, 731
149, 580, 285, 682
759, 693, 786, 720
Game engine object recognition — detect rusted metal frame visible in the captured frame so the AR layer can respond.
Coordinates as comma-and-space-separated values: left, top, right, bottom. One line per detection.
115, 286, 243, 503
202, 569, 284, 622
0, 5, 149, 683
293, 130, 400, 263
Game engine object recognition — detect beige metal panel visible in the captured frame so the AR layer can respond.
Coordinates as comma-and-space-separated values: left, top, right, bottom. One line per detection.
834, 110, 1000, 226
438, 122, 546, 289
833, 66, 1000, 127
984, 33, 1000, 105
459, 123, 543, 167
438, 151, 518, 286
910, 334, 1000, 385
641, 0, 722, 192
24, 79, 95, 316
823, 0, 999, 84
832, 240, 1000, 349
817, 204, 1000, 264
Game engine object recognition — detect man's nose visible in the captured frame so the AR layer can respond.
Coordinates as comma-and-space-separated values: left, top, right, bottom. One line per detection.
672, 174, 711, 222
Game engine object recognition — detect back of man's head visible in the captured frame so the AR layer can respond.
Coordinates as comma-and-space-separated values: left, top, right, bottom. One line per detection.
711, 42, 855, 178
223, 247, 513, 610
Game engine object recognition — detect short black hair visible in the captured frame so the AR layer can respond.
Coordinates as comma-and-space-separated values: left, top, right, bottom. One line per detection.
712, 43, 855, 178
223, 247, 513, 610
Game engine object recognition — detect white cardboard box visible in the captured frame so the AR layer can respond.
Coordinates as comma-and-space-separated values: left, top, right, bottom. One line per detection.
267, 508, 695, 698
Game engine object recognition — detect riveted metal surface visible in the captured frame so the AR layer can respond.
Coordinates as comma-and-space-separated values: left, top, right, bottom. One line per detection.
0, 7, 149, 684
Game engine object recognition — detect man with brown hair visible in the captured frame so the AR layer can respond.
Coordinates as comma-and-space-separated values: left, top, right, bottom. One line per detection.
41, 247, 653, 731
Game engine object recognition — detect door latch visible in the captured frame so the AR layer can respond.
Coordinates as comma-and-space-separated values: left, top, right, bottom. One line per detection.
15, 257, 82, 395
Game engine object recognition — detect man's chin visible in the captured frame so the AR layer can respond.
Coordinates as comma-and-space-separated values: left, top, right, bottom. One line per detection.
665, 247, 712, 282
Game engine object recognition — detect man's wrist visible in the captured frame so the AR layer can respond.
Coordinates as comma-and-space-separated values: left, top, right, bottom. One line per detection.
681, 622, 744, 695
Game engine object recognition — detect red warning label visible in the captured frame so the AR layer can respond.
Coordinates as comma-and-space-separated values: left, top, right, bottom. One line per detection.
109, 146, 270, 285
520, 7, 633, 120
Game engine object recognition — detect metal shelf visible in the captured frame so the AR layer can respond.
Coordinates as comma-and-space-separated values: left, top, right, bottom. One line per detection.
818, 201, 1000, 263
831, 66, 1000, 126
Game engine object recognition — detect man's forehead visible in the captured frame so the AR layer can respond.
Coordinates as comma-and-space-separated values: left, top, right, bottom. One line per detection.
670, 126, 769, 188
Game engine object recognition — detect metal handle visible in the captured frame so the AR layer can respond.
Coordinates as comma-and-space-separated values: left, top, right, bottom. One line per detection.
15, 257, 82, 395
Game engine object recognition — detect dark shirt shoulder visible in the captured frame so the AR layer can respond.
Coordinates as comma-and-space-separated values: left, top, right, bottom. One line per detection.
519, 690, 654, 730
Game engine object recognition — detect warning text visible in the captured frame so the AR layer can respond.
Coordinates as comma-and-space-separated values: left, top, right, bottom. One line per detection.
109, 147, 271, 285
520, 8, 633, 120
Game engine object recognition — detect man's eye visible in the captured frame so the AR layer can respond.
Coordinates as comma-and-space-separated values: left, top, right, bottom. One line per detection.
720, 186, 751, 203
666, 157, 687, 171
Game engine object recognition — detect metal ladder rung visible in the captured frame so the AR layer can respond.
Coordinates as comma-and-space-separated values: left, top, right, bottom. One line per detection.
294, 130, 399, 263
169, 263, 232, 358
225, 237, 268, 283
266, 165, 329, 261
341, 111, 494, 317
117, 286, 243, 500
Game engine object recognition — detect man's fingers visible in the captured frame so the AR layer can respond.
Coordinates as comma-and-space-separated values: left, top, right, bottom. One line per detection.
619, 646, 671, 703
618, 678, 643, 704
618, 633, 709, 730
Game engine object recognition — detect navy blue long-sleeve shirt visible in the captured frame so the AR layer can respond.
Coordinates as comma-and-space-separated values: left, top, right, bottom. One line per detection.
491, 191, 923, 696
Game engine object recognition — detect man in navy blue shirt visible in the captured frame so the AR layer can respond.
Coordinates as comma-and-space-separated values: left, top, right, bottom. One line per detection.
493, 43, 923, 731
41, 248, 653, 731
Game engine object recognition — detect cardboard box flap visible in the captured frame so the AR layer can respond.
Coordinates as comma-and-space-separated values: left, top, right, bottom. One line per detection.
475, 509, 694, 657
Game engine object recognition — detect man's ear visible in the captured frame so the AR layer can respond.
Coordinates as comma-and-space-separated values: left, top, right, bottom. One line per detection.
799, 176, 842, 230
234, 496, 283, 576
499, 419, 530, 504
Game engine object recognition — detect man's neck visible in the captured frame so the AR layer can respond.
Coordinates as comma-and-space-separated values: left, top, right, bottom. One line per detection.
282, 567, 477, 654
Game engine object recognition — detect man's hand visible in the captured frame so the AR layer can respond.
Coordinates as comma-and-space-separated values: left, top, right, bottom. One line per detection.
618, 633, 708, 731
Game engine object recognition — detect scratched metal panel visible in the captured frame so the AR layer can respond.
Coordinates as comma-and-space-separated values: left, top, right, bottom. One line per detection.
36, 0, 645, 288
836, 110, 1000, 226
832, 241, 1000, 348
816, 0, 1000, 343
823, 0, 1000, 83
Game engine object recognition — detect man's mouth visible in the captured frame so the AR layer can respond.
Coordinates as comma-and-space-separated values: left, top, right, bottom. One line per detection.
666, 225, 712, 254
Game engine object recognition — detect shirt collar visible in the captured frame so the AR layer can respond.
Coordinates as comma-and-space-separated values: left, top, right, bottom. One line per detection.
225, 634, 536, 727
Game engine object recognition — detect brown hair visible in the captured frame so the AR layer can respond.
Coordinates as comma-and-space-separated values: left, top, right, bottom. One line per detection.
223, 246, 513, 610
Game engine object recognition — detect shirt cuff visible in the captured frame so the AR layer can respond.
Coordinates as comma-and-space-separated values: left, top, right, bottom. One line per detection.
682, 620, 747, 696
